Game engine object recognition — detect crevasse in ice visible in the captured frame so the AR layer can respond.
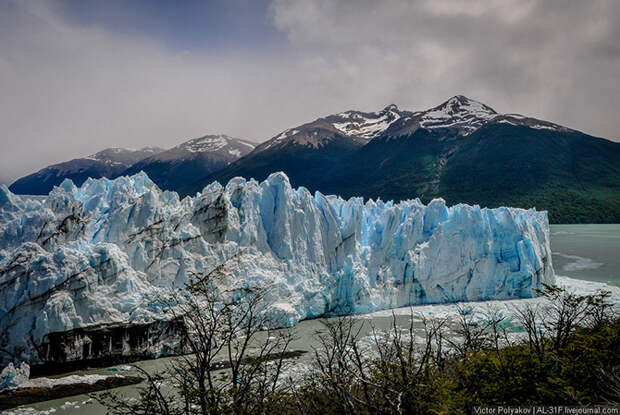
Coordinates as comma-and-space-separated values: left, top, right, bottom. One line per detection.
0, 172, 554, 362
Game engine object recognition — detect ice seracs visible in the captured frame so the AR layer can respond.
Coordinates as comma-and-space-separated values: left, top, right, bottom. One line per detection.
0, 362, 29, 392
0, 172, 554, 366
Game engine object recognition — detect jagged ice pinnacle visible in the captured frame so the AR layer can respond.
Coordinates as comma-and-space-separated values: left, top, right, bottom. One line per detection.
0, 172, 554, 363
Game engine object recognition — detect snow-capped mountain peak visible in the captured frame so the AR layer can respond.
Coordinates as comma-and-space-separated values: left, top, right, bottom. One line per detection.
440, 95, 495, 115
129, 135, 255, 166
177, 134, 255, 154
258, 104, 410, 151
383, 103, 399, 112
257, 94, 582, 155
243, 95, 580, 157
417, 95, 498, 135
85, 147, 165, 165
331, 104, 406, 140
120, 134, 257, 191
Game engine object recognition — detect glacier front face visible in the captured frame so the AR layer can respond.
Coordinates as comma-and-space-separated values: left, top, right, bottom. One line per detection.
0, 172, 554, 365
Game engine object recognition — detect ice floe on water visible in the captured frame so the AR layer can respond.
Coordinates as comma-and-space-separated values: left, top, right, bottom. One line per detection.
0, 361, 115, 393
553, 252, 604, 272
363, 276, 619, 320
2, 400, 93, 415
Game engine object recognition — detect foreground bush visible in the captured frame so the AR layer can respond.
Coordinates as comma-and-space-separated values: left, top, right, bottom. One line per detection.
96, 283, 619, 414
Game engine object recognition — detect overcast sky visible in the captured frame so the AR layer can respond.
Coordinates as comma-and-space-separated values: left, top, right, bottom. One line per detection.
1, 0, 619, 185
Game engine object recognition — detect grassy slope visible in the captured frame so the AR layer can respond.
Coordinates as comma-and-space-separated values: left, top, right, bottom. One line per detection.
317, 129, 449, 201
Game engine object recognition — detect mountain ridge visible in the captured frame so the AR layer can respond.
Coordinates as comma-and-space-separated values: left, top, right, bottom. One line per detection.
122, 134, 255, 191
184, 96, 619, 223
9, 135, 258, 195
9, 95, 619, 223
8, 147, 165, 195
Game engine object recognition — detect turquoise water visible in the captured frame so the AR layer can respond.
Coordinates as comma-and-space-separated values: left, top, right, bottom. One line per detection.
550, 224, 620, 286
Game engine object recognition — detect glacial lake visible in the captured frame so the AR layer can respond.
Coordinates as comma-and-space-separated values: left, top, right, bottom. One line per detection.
3, 224, 620, 415
550, 224, 620, 286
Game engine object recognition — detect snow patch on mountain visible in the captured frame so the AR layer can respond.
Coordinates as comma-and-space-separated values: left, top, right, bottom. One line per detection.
185, 136, 228, 152
492, 114, 573, 132
128, 135, 255, 166
273, 129, 300, 143
258, 105, 409, 151
332, 105, 403, 139
84, 147, 165, 163
253, 95, 578, 155
180, 135, 255, 153
417, 95, 497, 134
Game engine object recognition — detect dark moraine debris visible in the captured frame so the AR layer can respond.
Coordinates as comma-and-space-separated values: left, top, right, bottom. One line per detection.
0, 376, 143, 410
31, 318, 186, 377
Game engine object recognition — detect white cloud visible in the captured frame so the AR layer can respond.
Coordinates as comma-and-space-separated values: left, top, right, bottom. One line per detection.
0, 1, 315, 182
1, 0, 619, 184
422, 0, 536, 22
268, 0, 620, 137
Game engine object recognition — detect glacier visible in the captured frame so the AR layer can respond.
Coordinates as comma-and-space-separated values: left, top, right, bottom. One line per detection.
0, 172, 554, 367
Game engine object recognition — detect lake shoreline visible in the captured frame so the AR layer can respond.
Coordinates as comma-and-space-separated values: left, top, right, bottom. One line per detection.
0, 350, 308, 410
0, 376, 143, 410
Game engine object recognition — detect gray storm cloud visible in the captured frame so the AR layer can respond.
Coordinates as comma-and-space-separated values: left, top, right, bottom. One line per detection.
1, 0, 619, 184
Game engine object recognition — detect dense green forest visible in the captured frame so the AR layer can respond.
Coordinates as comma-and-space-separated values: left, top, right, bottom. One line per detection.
187, 123, 620, 224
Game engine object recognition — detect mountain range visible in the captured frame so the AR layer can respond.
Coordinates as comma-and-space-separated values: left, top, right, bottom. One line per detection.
9, 135, 254, 195
8, 147, 165, 195
122, 134, 255, 191
9, 96, 620, 223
